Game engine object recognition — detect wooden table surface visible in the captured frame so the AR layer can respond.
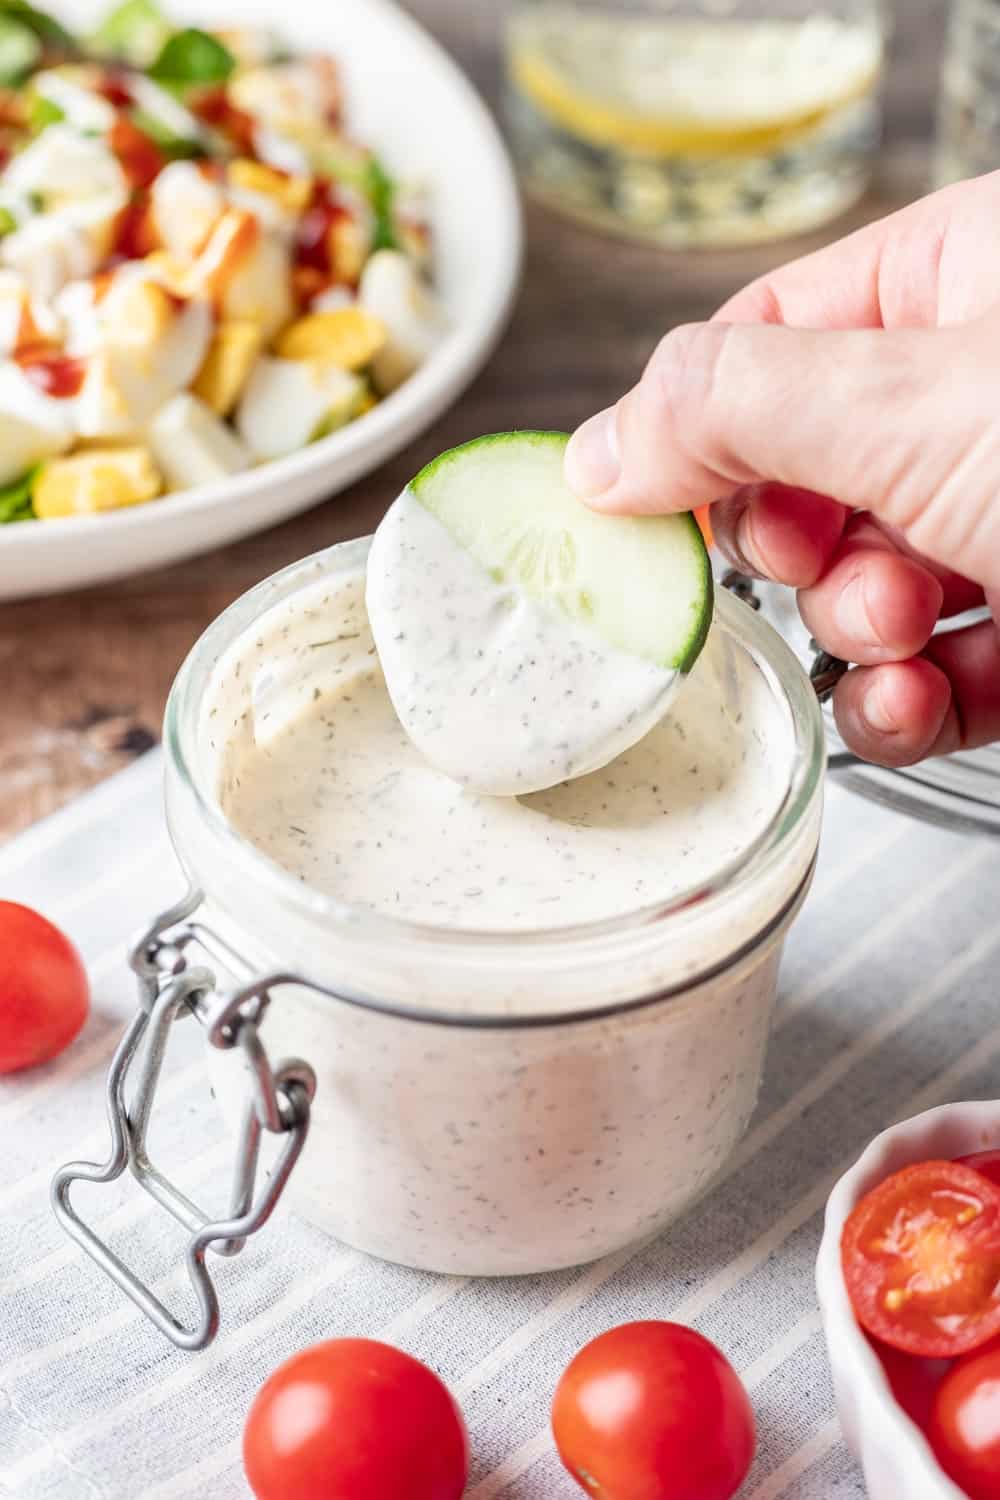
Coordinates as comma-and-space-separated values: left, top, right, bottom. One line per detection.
0, 0, 948, 841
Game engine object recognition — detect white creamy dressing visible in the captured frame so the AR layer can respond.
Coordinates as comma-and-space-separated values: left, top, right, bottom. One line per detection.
218, 564, 793, 935
365, 490, 683, 796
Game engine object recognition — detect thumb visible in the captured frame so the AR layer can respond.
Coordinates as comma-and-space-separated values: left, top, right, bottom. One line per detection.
564, 318, 1000, 592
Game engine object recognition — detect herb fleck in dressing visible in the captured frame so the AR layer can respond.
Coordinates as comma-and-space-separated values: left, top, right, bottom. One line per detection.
219, 567, 791, 934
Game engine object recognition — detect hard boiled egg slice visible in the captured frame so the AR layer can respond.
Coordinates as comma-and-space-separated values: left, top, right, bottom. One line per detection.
31, 69, 117, 134
0, 360, 75, 483
0, 128, 128, 298
235, 355, 364, 460
358, 250, 444, 394
147, 393, 252, 489
1, 210, 113, 302
0, 270, 63, 356
75, 270, 212, 438
189, 211, 294, 343
229, 58, 341, 135
3, 125, 126, 211
150, 161, 226, 264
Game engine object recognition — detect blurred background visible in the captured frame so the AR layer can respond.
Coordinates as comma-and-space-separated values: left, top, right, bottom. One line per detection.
0, 0, 987, 837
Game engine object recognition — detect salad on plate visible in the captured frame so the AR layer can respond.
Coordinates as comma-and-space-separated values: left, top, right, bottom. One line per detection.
0, 0, 442, 522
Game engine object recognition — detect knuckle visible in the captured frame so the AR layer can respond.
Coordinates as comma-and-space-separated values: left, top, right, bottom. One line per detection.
645, 322, 729, 417
636, 323, 734, 502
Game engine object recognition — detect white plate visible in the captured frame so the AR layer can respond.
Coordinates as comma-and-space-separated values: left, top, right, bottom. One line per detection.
0, 0, 522, 599
817, 1101, 1000, 1500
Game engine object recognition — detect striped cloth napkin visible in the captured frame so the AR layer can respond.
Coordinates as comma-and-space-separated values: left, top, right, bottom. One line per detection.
1, 749, 998, 1500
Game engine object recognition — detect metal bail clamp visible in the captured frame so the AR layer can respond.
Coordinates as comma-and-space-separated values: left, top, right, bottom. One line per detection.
721, 569, 851, 706
51, 888, 317, 1352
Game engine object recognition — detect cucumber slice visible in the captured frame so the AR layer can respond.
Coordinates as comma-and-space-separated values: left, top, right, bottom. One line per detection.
366, 430, 713, 795
412, 431, 711, 671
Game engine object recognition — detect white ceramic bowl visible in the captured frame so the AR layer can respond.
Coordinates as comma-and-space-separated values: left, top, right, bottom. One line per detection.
817, 1100, 1000, 1500
0, 0, 522, 600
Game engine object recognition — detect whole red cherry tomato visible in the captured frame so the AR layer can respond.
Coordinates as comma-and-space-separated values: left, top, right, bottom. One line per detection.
243, 1338, 468, 1500
0, 901, 89, 1074
867, 1334, 952, 1430
841, 1161, 1000, 1357
957, 1151, 1000, 1191
551, 1321, 755, 1500
929, 1344, 1000, 1500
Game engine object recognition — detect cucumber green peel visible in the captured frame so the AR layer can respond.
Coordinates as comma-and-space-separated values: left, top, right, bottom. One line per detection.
410, 430, 713, 673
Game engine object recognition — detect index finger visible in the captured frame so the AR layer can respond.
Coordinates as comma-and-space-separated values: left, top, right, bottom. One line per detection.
713, 177, 971, 332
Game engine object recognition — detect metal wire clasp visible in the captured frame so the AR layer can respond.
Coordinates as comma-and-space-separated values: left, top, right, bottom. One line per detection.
721, 569, 850, 705
51, 889, 317, 1352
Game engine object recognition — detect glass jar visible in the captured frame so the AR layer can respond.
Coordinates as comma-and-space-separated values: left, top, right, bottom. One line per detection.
54, 540, 824, 1347
505, 0, 886, 246
935, 0, 1000, 187
162, 538, 823, 1271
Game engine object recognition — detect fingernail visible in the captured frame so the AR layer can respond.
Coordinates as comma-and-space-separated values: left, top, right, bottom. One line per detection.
721, 502, 766, 579
861, 679, 896, 735
834, 574, 877, 645
565, 407, 621, 500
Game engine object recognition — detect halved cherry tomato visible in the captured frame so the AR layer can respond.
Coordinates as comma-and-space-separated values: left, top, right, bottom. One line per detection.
109, 116, 166, 191
867, 1333, 952, 1430
243, 1337, 468, 1500
190, 85, 257, 156
551, 1321, 755, 1500
111, 190, 159, 261
16, 350, 86, 398
929, 1344, 1000, 1500
0, 900, 89, 1073
957, 1151, 1000, 1191
842, 1161, 1000, 1357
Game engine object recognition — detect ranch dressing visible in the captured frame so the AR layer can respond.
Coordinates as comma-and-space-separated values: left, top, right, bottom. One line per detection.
219, 565, 792, 936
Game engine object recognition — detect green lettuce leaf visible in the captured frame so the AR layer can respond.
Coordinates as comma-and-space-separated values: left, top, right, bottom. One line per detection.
129, 105, 204, 158
91, 0, 169, 66
367, 156, 398, 252
147, 27, 234, 87
0, 469, 37, 524
0, 0, 74, 51
0, 16, 41, 84
28, 90, 64, 131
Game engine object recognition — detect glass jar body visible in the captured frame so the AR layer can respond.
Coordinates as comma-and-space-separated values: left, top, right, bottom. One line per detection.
202, 908, 803, 1274
164, 539, 824, 1274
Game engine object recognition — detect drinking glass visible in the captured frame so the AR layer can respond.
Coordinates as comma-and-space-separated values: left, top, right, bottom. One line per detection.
505, 0, 886, 246
935, 0, 1000, 186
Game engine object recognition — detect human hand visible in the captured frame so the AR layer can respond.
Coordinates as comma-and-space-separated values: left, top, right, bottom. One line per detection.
564, 174, 1000, 767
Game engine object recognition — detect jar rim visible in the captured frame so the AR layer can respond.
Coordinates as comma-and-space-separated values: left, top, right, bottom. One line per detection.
164, 537, 825, 965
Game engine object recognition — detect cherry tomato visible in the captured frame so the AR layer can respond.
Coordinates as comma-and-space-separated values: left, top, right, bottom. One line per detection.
867, 1334, 952, 1430
957, 1151, 1000, 1191
0, 901, 89, 1074
929, 1344, 1000, 1499
190, 85, 257, 155
551, 1321, 755, 1500
16, 350, 87, 398
243, 1338, 468, 1500
842, 1161, 1000, 1357
108, 116, 165, 190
